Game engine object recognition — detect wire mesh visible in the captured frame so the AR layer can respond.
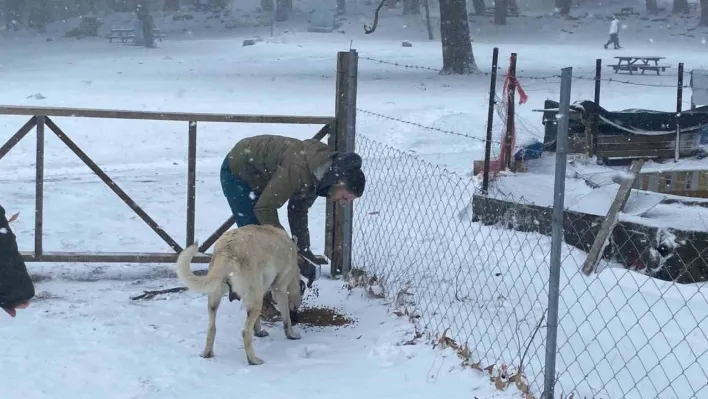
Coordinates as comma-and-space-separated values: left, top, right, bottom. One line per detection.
352, 53, 708, 399
352, 136, 554, 395
553, 214, 708, 398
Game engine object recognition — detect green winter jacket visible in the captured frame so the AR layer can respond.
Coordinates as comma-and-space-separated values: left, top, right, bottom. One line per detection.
226, 135, 333, 250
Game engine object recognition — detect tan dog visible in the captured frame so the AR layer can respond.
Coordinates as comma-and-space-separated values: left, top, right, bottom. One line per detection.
176, 225, 303, 365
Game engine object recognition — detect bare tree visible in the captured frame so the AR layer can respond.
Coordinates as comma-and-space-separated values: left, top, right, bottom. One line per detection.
439, 0, 476, 74
337, 0, 346, 15
403, 0, 420, 14
645, 0, 659, 15
261, 0, 274, 11
672, 0, 689, 13
136, 1, 155, 48
555, 0, 571, 16
164, 0, 180, 11
472, 0, 486, 15
701, 0, 708, 25
495, 0, 507, 24
275, 0, 292, 21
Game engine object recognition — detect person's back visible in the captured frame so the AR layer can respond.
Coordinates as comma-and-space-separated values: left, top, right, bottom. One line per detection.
226, 135, 330, 195
609, 18, 619, 34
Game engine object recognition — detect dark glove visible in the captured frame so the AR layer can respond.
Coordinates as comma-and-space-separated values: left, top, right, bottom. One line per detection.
299, 248, 328, 265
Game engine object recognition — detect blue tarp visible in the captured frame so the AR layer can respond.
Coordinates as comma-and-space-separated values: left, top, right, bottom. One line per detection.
514, 140, 544, 162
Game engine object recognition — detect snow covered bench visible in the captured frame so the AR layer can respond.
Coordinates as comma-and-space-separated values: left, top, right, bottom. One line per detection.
106, 28, 166, 44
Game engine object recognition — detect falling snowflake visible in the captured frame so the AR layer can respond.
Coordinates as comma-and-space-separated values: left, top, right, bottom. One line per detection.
0, 227, 7, 234
703, 38, 706, 45
649, 38, 654, 43
249, 192, 257, 200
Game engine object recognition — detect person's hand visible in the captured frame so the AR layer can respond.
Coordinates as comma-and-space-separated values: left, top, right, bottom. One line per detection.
3, 301, 30, 318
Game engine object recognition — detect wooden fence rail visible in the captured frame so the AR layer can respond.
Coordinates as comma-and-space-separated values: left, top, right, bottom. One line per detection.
0, 50, 357, 270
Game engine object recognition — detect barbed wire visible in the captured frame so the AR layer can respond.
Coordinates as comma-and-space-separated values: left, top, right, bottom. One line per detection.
356, 108, 505, 144
359, 55, 707, 91
359, 56, 442, 72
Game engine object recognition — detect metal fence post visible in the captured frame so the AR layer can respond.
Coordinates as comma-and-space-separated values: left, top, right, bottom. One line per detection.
675, 62, 684, 162
542, 66, 572, 399
328, 49, 358, 278
482, 47, 499, 194
504, 53, 517, 170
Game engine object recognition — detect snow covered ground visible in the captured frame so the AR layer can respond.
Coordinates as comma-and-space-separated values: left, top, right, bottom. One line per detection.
2, 1, 708, 398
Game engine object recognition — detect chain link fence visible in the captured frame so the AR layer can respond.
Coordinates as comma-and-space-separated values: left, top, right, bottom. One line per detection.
352, 135, 554, 395
352, 133, 708, 398
351, 52, 708, 398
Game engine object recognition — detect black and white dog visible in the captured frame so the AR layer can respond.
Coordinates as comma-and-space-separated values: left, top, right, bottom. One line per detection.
0, 204, 35, 317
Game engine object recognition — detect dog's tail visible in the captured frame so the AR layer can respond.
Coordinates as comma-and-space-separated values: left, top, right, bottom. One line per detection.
176, 244, 228, 293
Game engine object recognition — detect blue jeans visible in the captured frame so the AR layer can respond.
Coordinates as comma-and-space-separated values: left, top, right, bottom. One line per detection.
220, 156, 260, 227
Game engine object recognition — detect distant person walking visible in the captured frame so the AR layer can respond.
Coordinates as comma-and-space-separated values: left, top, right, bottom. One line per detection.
604, 16, 621, 49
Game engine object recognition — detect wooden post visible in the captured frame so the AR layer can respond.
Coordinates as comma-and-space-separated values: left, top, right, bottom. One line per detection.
581, 159, 644, 276
504, 53, 517, 170
326, 49, 358, 278
482, 47, 499, 194
35, 115, 45, 258
187, 121, 197, 247
675, 62, 684, 162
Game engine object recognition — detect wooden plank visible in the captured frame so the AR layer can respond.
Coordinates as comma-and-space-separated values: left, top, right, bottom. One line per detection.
597, 141, 675, 150
0, 105, 335, 125
598, 135, 675, 144
21, 251, 212, 263
0, 116, 36, 160
597, 150, 673, 158
581, 159, 645, 275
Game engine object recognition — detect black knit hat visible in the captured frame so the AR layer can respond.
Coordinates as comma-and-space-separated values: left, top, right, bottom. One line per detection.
317, 152, 365, 197
343, 167, 365, 197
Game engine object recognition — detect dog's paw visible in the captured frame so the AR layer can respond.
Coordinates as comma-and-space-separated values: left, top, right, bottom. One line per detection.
200, 350, 214, 359
286, 329, 302, 340
247, 356, 265, 366
254, 329, 269, 338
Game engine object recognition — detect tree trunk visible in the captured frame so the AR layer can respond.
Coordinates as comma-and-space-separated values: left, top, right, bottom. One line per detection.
672, 0, 689, 13
556, 0, 572, 17
5, 0, 23, 31
275, 0, 292, 22
261, 0, 274, 11
403, 0, 420, 14
136, 1, 155, 48
439, 0, 476, 75
337, 0, 346, 15
423, 0, 434, 39
494, 0, 507, 24
472, 0, 486, 15
701, 0, 708, 25
164, 0, 180, 11
645, 0, 658, 15
555, 0, 571, 15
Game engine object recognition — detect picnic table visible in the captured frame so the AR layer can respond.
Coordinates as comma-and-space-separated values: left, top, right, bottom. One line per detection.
106, 27, 166, 43
608, 56, 670, 75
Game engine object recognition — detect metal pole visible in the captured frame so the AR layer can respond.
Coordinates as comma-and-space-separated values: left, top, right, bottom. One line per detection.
482, 47, 499, 194
542, 66, 572, 399
675, 63, 684, 162
504, 53, 517, 170
592, 59, 602, 157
